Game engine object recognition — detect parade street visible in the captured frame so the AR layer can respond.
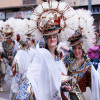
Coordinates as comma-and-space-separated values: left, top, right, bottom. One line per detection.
0, 91, 9, 100
0, 87, 91, 100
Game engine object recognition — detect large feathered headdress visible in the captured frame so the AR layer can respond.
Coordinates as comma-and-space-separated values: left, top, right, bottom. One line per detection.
28, 1, 95, 52
28, 1, 79, 41
1, 24, 14, 39
67, 9, 95, 52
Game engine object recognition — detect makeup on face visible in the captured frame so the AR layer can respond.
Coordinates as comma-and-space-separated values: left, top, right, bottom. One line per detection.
47, 34, 58, 47
73, 44, 82, 59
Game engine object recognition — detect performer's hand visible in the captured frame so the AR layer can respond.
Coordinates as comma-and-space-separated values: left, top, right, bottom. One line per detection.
61, 45, 69, 51
61, 85, 72, 92
8, 56, 13, 59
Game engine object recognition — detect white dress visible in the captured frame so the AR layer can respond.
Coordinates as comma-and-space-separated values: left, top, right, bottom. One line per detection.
0, 40, 20, 91
11, 49, 35, 94
91, 65, 100, 100
26, 48, 67, 100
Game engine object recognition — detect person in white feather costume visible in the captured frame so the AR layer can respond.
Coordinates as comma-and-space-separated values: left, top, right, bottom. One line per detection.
61, 11, 100, 100
0, 25, 20, 92
15, 1, 70, 99
10, 34, 36, 100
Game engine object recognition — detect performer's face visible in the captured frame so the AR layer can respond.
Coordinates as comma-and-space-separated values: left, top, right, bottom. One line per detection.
6, 38, 12, 43
73, 44, 82, 59
25, 45, 29, 49
93, 33, 97, 44
47, 34, 57, 48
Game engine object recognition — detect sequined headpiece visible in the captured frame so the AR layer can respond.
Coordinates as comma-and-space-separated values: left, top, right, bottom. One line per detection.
42, 16, 61, 36
1, 25, 13, 39
68, 29, 83, 46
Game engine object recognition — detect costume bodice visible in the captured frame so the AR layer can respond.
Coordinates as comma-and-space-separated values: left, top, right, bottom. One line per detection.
2, 41, 15, 65
63, 53, 92, 92
2, 41, 15, 57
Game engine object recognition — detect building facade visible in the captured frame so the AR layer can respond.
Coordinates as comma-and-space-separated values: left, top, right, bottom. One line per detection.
0, 0, 39, 20
63, 0, 100, 6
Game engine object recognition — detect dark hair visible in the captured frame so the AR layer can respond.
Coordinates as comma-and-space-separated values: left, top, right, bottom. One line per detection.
72, 43, 82, 50
72, 44, 86, 58
31, 39, 35, 44
19, 41, 28, 47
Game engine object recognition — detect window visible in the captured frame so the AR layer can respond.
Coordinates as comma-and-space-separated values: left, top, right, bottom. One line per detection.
23, 0, 37, 5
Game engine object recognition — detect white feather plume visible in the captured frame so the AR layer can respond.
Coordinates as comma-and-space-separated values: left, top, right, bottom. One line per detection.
0, 20, 4, 36
64, 7, 76, 18
60, 28, 75, 42
31, 29, 44, 42
75, 9, 95, 52
0, 20, 4, 30
3, 17, 17, 40
29, 20, 37, 29
34, 4, 43, 14
58, 2, 68, 12
41, 2, 49, 10
65, 14, 79, 30
30, 15, 39, 21
51, 1, 58, 9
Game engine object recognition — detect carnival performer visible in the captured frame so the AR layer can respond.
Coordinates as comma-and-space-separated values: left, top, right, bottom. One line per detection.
15, 16, 68, 100
0, 34, 5, 92
26, 32, 36, 53
88, 32, 100, 70
96, 33, 100, 73
10, 35, 35, 100
15, 1, 77, 99
0, 25, 20, 91
14, 1, 98, 100
62, 29, 100, 100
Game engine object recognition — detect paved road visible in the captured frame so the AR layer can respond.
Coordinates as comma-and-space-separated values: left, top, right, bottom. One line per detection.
0, 87, 91, 100
0, 91, 9, 100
